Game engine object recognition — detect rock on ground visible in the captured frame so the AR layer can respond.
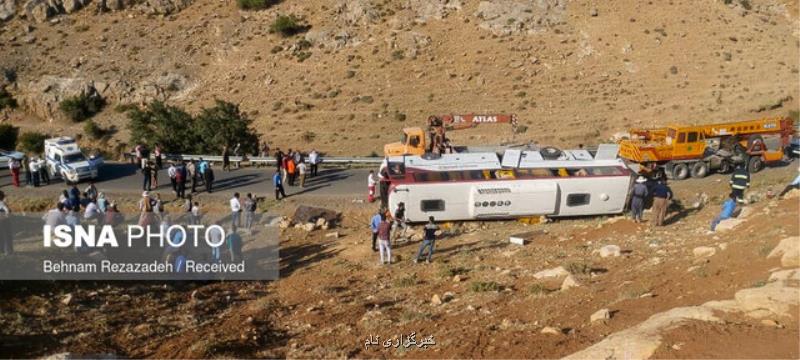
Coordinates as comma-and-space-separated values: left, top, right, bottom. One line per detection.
599, 245, 621, 258
693, 246, 717, 258
767, 236, 800, 267
590, 308, 611, 323
534, 266, 569, 279
715, 218, 745, 231
0, 0, 17, 21
408, 0, 462, 22
474, 0, 567, 36
560, 274, 580, 291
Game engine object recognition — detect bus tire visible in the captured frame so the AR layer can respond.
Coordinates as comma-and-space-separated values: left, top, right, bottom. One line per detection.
672, 163, 689, 180
748, 156, 764, 173
690, 161, 709, 178
540, 146, 563, 160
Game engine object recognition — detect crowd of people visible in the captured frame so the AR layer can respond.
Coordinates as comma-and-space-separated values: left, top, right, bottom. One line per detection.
7, 154, 51, 188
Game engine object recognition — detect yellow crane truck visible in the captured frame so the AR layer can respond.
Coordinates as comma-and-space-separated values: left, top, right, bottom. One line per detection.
618, 116, 794, 179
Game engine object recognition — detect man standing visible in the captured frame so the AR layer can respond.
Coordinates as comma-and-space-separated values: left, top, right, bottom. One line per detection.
273, 171, 286, 200
187, 160, 197, 194
29, 157, 40, 187
414, 216, 439, 264
175, 163, 186, 199
309, 149, 320, 177
391, 202, 407, 243
38, 157, 49, 185
710, 193, 738, 232
222, 145, 231, 172
274, 148, 284, 172
0, 191, 11, 255
378, 166, 390, 209
369, 209, 382, 252
367, 170, 377, 203
154, 144, 163, 169
8, 157, 20, 187
297, 160, 307, 188
227, 229, 243, 262
651, 179, 673, 226
377, 213, 392, 265
168, 162, 178, 194
243, 193, 256, 234
730, 163, 750, 203
204, 166, 214, 193
286, 157, 296, 186
142, 161, 152, 191
629, 176, 649, 223
230, 192, 242, 233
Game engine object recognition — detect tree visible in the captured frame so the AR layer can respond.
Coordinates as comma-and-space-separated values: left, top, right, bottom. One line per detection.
195, 100, 260, 155
0, 123, 19, 150
18, 131, 47, 154
127, 101, 199, 153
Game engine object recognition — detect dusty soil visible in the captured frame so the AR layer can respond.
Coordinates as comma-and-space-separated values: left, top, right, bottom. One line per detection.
0, 162, 798, 358
1, 0, 798, 155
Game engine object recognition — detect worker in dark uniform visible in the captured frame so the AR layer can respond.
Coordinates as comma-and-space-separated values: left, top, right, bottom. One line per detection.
730, 163, 750, 203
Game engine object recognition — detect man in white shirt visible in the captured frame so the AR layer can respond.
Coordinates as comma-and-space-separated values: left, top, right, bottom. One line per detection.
29, 157, 41, 187
308, 149, 320, 177
84, 201, 99, 222
230, 192, 242, 233
367, 170, 377, 203
167, 163, 177, 194
297, 161, 307, 188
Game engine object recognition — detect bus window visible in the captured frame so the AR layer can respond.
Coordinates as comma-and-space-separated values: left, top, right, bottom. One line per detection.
677, 132, 686, 143
558, 168, 569, 177
421, 199, 445, 212
566, 193, 591, 207
495, 170, 515, 179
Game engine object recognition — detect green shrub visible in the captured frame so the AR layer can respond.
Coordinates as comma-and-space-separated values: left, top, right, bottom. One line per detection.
470, 281, 501, 292
0, 123, 19, 150
270, 15, 305, 37
0, 88, 17, 110
59, 93, 105, 122
18, 131, 47, 154
237, 0, 275, 10
83, 120, 106, 140
393, 274, 418, 288
528, 283, 552, 296
565, 262, 592, 275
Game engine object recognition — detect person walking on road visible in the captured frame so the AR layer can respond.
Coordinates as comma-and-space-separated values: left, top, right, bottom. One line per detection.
36, 157, 49, 185
414, 216, 440, 264
243, 193, 256, 234
651, 179, 673, 226
297, 160, 307, 188
154, 144, 163, 169
273, 171, 286, 200
730, 163, 750, 203
204, 166, 215, 193
142, 161, 152, 191
230, 192, 242, 233
377, 213, 392, 265
309, 149, 320, 177
22, 154, 31, 187
222, 145, 231, 172
274, 148, 284, 172
629, 176, 649, 223
150, 161, 159, 189
367, 170, 377, 203
29, 156, 40, 187
369, 209, 382, 252
286, 156, 296, 186
710, 193, 738, 232
0, 191, 12, 255
8, 157, 20, 187
168, 162, 177, 194
187, 160, 197, 194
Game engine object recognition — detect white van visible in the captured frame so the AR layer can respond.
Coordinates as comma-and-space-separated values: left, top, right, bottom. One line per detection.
44, 137, 103, 184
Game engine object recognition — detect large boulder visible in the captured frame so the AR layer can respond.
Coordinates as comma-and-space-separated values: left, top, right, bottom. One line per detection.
335, 0, 379, 26
474, 0, 567, 36
407, 0, 462, 22
24, 0, 60, 23
19, 76, 99, 120
61, 0, 88, 13
767, 236, 800, 267
0, 0, 17, 21
142, 0, 192, 15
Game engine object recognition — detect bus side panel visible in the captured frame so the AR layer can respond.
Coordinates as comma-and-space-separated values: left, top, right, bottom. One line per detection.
402, 183, 471, 222
469, 181, 558, 218
554, 176, 630, 217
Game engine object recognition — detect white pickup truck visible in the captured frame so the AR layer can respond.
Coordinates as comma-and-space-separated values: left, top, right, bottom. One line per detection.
44, 137, 103, 184
0, 149, 24, 168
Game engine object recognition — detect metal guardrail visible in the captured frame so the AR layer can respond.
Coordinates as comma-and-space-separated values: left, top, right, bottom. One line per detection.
125, 153, 383, 165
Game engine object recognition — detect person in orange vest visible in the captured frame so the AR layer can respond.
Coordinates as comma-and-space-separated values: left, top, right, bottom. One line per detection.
286, 157, 297, 186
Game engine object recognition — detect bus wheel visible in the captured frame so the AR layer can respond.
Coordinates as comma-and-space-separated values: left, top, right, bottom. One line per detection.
690, 162, 708, 178
748, 156, 764, 173
672, 163, 689, 180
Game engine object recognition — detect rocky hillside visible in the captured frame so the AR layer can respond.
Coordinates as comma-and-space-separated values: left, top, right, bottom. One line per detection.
0, 0, 798, 155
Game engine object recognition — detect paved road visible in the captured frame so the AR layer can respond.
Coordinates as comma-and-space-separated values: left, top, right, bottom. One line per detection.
0, 163, 372, 198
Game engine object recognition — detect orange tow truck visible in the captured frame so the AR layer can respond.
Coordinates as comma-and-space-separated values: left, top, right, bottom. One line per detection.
384, 114, 526, 156
618, 116, 794, 179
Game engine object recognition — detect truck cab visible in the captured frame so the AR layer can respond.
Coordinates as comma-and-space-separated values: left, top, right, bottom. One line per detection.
384, 127, 427, 156
665, 126, 707, 160
45, 137, 103, 184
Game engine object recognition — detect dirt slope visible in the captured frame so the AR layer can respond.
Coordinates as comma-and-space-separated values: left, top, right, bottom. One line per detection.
0, 0, 798, 155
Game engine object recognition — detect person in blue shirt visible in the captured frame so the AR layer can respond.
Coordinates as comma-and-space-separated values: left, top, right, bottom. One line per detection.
369, 209, 382, 252
710, 193, 738, 231
778, 168, 800, 198
227, 230, 243, 262
273, 171, 286, 200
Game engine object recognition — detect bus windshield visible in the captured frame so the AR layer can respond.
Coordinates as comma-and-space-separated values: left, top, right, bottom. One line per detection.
63, 153, 87, 163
